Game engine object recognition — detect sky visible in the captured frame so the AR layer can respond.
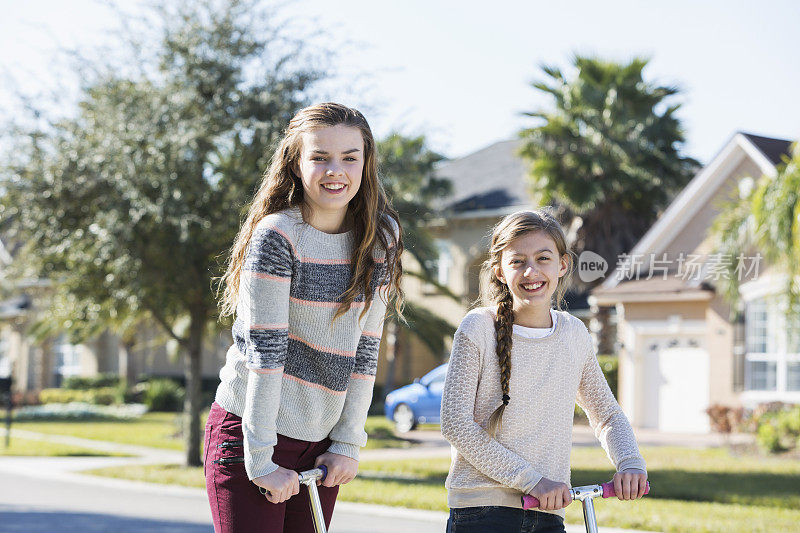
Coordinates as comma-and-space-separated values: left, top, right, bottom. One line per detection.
1, 0, 798, 164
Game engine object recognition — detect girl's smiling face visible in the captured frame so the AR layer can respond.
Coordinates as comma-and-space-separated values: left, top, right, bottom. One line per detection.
296, 124, 364, 223
494, 230, 569, 317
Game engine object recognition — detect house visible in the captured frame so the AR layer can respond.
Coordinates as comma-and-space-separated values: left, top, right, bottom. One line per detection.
591, 132, 797, 433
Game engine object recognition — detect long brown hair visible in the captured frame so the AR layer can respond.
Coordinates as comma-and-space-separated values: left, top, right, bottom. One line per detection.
218, 103, 404, 322
478, 209, 574, 435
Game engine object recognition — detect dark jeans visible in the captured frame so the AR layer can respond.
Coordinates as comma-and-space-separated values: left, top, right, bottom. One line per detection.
446, 505, 567, 533
204, 402, 338, 533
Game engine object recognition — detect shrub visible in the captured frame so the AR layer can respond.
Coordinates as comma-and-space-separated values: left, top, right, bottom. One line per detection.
705, 404, 745, 434
596, 355, 619, 399
62, 373, 123, 390
757, 422, 785, 453
11, 390, 41, 407
87, 387, 125, 406
13, 402, 146, 421
40, 388, 92, 404
143, 378, 185, 412
706, 404, 733, 433
574, 355, 619, 422
755, 404, 800, 454
39, 387, 124, 406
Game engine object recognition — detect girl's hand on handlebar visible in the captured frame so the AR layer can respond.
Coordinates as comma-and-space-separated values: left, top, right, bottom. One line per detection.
528, 477, 571, 511
253, 466, 300, 504
315, 451, 358, 487
613, 469, 648, 500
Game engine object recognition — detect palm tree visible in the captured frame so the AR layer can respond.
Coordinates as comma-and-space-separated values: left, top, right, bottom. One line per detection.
377, 133, 458, 391
519, 55, 700, 352
711, 143, 800, 314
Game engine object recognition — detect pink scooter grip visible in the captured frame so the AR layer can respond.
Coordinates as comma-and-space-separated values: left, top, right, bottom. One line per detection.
520, 481, 650, 510
601, 480, 650, 498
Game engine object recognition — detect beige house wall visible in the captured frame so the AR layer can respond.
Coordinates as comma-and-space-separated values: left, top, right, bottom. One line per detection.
662, 156, 762, 259
706, 295, 738, 407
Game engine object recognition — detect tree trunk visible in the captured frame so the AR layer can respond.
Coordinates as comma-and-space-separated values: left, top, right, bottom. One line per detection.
383, 320, 397, 394
400, 328, 411, 384
184, 308, 206, 467
118, 339, 135, 388
591, 304, 615, 355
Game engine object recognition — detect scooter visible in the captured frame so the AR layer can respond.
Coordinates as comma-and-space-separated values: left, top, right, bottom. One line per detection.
521, 480, 651, 533
259, 465, 330, 533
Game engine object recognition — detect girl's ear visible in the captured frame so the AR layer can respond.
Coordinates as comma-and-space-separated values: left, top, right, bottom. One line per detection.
558, 254, 570, 278
493, 264, 505, 284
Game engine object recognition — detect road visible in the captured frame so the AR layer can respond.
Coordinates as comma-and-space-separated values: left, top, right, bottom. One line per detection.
0, 456, 447, 532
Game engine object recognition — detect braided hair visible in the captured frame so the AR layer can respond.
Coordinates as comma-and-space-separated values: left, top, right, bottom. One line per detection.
479, 209, 574, 436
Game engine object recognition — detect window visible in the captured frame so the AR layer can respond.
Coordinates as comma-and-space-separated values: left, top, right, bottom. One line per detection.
0, 336, 9, 378
788, 313, 800, 392
423, 239, 452, 292
744, 296, 800, 395
746, 361, 777, 391
54, 336, 81, 379
787, 362, 800, 392
745, 298, 768, 353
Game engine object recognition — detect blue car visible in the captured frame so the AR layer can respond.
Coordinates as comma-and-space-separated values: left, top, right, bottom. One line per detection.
384, 363, 448, 433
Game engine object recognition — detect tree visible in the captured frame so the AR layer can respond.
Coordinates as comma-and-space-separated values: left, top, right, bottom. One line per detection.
711, 143, 800, 314
0, 0, 324, 466
377, 133, 457, 390
519, 55, 700, 352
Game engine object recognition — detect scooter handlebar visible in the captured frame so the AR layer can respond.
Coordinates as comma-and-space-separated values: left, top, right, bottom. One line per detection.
600, 479, 649, 499
521, 480, 650, 510
258, 464, 329, 497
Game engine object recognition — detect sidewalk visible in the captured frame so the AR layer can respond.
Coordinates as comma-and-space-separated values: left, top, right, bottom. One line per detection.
572, 424, 755, 448
360, 424, 755, 461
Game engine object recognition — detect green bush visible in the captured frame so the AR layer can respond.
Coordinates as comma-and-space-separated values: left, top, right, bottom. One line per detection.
575, 355, 619, 421
143, 378, 185, 412
62, 373, 123, 390
87, 387, 125, 406
40, 388, 92, 404
596, 355, 619, 398
755, 405, 800, 454
39, 387, 124, 406
776, 406, 800, 436
757, 422, 785, 453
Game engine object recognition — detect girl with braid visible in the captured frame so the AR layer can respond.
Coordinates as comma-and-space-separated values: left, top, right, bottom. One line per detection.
207, 103, 402, 533
441, 210, 647, 533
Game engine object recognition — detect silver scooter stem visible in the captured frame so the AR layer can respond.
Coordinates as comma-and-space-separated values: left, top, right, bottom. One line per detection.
299, 468, 328, 533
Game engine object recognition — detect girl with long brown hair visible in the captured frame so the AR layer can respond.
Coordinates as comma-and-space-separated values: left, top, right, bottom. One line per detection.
440, 209, 646, 533
206, 103, 403, 533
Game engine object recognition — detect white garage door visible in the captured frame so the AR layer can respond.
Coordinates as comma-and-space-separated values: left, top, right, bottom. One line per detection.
644, 337, 710, 433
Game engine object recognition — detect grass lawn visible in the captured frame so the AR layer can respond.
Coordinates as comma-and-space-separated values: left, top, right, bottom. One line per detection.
11, 412, 203, 451
0, 437, 131, 457
12, 413, 410, 451
345, 446, 800, 533
363, 416, 416, 449
85, 446, 800, 533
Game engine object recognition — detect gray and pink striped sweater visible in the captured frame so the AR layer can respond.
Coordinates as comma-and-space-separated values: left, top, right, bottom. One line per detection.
215, 206, 394, 480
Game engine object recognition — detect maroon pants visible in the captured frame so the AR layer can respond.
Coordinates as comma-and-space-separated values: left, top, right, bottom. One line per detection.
204, 402, 339, 533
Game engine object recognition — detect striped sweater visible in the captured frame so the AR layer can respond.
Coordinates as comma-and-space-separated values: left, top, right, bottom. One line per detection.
215, 206, 393, 480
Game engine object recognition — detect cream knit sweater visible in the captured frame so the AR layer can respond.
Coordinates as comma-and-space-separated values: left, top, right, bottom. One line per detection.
441, 307, 646, 518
